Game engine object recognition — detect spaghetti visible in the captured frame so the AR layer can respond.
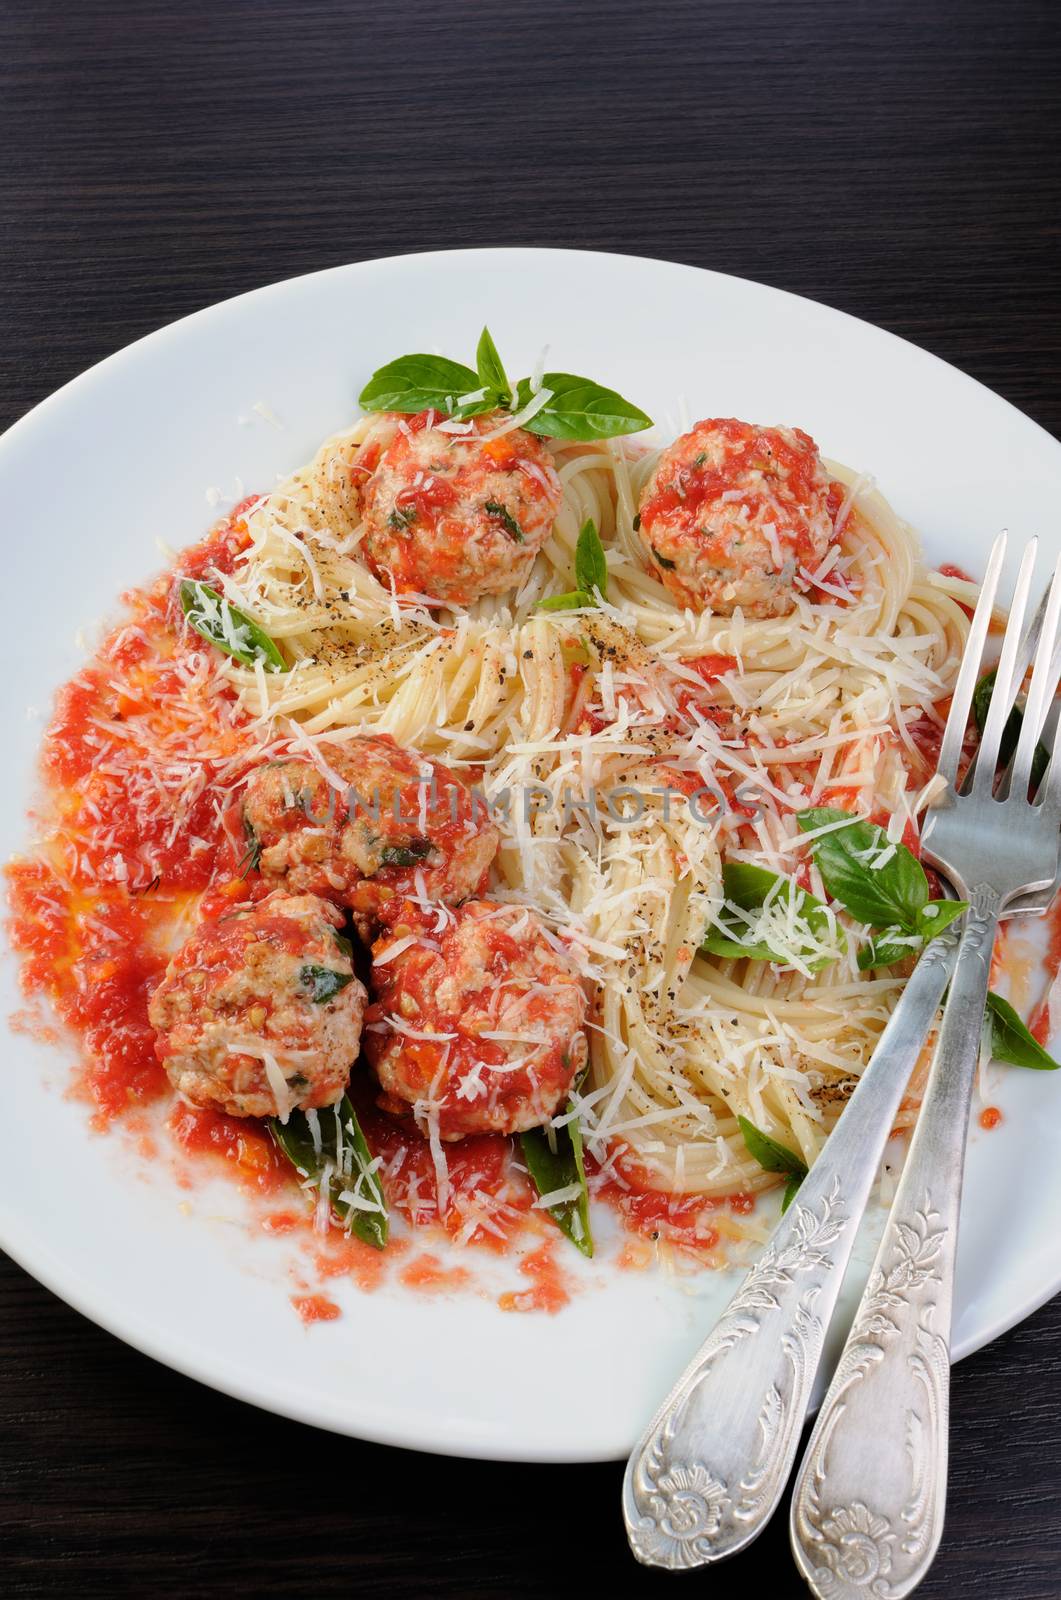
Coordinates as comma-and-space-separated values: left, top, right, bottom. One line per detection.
179, 413, 975, 1199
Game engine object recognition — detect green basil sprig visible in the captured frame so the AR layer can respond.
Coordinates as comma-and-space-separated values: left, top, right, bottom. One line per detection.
536, 518, 609, 613
358, 327, 652, 442
511, 372, 652, 442
379, 838, 434, 868
535, 593, 591, 614
576, 515, 609, 596
701, 863, 844, 971
180, 579, 287, 673
357, 353, 491, 418
985, 992, 1060, 1070
973, 666, 1049, 785
239, 815, 261, 877
520, 1076, 593, 1257
483, 499, 525, 543
738, 1116, 808, 1213
858, 901, 968, 970
270, 1095, 389, 1250
475, 325, 510, 399
796, 808, 967, 970
299, 965, 354, 1004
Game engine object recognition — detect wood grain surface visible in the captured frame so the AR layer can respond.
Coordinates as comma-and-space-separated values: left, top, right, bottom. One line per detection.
1, 1, 1059, 1595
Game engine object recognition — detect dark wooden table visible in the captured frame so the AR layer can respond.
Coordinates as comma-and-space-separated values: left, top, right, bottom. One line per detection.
2, 2, 1060, 1594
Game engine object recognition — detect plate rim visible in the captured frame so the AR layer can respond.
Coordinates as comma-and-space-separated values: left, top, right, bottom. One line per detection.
7, 245, 1061, 465
2, 245, 1060, 1461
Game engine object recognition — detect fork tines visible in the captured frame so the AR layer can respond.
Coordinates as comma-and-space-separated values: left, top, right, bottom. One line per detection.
935, 532, 1061, 810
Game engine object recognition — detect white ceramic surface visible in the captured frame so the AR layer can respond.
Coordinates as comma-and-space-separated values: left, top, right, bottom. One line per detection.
1, 249, 1059, 1462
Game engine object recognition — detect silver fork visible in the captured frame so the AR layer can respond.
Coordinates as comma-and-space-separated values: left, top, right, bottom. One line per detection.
622, 536, 1061, 1574
789, 532, 1061, 1598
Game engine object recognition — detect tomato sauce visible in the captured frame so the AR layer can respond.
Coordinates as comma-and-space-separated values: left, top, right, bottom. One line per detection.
395, 476, 459, 520
7, 860, 170, 1120
169, 1103, 288, 1193
350, 1086, 536, 1248
1027, 896, 1061, 1044
178, 497, 258, 580
498, 1241, 570, 1314
689, 653, 739, 682
312, 1230, 395, 1295
4, 496, 775, 1315
291, 1294, 341, 1324
7, 504, 258, 1121
399, 1253, 472, 1294
590, 1151, 736, 1258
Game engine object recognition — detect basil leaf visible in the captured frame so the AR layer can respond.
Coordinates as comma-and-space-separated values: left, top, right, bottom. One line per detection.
738, 1115, 808, 1212
357, 353, 487, 416
536, 520, 608, 613
513, 373, 652, 442
857, 932, 923, 971
520, 1085, 593, 1257
332, 930, 354, 959
797, 808, 928, 929
701, 863, 844, 970
379, 838, 433, 868
239, 814, 261, 876
270, 1096, 389, 1250
650, 546, 676, 569
299, 964, 354, 1003
387, 504, 417, 531
985, 992, 1060, 1070
180, 580, 286, 673
536, 590, 593, 612
973, 666, 1049, 784
483, 499, 524, 543
972, 667, 1004, 744
916, 899, 968, 938
475, 326, 510, 399
857, 900, 967, 970
574, 518, 608, 598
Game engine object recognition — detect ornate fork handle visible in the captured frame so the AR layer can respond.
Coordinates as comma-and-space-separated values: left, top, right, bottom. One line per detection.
790, 887, 1000, 1599
622, 925, 960, 1571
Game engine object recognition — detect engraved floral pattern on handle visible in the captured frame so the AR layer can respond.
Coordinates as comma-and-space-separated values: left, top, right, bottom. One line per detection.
790, 891, 1001, 1599
624, 1177, 850, 1568
791, 1191, 949, 1599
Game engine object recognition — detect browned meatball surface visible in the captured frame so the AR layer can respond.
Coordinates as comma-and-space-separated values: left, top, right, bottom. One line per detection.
365, 899, 588, 1140
357, 411, 562, 606
241, 735, 499, 932
149, 892, 366, 1120
638, 417, 837, 617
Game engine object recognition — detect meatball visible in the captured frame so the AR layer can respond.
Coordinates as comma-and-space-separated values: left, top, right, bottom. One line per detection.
241, 735, 499, 932
358, 411, 562, 606
149, 892, 366, 1120
364, 899, 588, 1140
637, 418, 837, 617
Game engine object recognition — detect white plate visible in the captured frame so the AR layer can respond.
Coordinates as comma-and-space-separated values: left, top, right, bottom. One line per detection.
2, 248, 1061, 1463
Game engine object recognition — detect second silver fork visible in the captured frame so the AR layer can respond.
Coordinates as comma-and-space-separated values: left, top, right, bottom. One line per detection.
623, 531, 1061, 1576
789, 537, 1061, 1597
